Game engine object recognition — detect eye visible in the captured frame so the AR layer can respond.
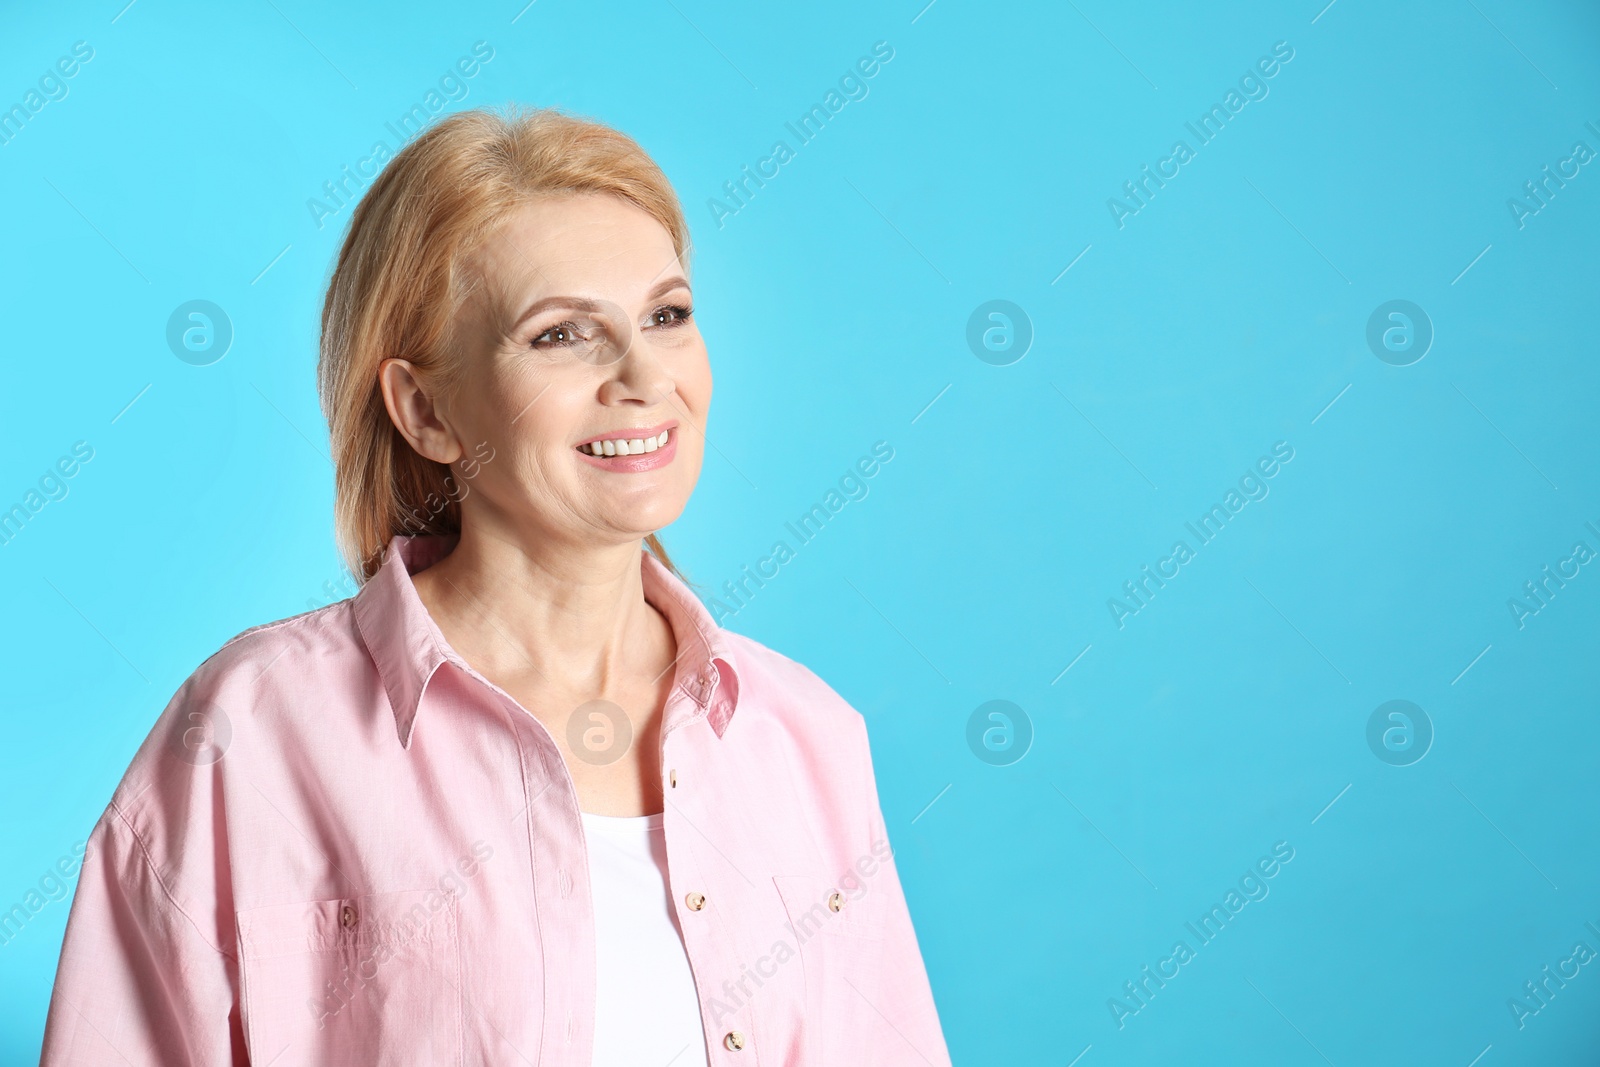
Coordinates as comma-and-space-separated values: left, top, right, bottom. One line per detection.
531, 320, 587, 349
647, 303, 693, 329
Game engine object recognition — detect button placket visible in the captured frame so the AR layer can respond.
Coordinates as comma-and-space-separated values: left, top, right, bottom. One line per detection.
505, 688, 596, 1067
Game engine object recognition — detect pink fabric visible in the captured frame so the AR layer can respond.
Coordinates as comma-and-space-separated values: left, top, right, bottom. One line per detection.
39, 535, 952, 1066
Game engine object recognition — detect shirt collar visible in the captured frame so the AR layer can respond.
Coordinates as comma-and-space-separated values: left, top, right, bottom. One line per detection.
352, 534, 742, 750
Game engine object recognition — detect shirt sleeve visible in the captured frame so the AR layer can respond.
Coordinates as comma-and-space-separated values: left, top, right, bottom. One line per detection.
39, 803, 245, 1066
852, 713, 955, 1067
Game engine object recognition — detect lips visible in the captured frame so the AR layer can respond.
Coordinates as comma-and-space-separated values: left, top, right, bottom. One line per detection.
574, 420, 678, 456
574, 426, 679, 472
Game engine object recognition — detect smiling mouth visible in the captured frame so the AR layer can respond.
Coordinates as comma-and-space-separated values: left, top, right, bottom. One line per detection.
576, 428, 672, 457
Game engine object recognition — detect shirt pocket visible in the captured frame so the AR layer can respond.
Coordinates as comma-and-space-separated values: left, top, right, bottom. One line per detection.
772, 874, 890, 1065
236, 887, 463, 1067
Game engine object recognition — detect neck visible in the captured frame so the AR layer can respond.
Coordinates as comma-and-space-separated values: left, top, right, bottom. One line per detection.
410, 519, 666, 698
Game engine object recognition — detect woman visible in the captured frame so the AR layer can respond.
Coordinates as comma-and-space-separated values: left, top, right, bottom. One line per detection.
39, 106, 951, 1066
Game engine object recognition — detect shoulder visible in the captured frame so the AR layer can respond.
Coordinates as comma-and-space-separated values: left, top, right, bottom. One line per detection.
180, 594, 374, 726
138, 598, 378, 743
107, 599, 368, 821
190, 598, 366, 697
717, 628, 872, 752
721, 630, 859, 711
715, 630, 891, 865
85, 600, 371, 948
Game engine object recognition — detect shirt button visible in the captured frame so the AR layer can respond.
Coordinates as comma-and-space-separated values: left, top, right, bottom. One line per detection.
670, 769, 677, 788
685, 891, 706, 911
828, 892, 844, 913
340, 904, 358, 928
723, 1031, 745, 1051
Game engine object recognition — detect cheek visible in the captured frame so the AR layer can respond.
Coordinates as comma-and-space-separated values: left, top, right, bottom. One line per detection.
676, 343, 714, 415
671, 357, 713, 479
480, 358, 567, 435
456, 366, 572, 479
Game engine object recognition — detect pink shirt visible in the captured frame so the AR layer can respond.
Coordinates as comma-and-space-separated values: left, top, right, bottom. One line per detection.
39, 535, 952, 1066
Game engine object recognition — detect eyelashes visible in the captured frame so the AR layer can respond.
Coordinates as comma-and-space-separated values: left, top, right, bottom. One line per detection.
529, 303, 694, 351
531, 321, 587, 349
649, 303, 693, 328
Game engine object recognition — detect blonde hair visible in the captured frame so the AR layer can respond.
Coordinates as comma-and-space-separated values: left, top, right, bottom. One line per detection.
317, 104, 691, 584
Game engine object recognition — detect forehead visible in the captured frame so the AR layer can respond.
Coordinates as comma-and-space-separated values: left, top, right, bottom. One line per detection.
471, 193, 681, 305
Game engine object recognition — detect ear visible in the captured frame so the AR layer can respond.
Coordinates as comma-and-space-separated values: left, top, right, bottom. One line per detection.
378, 359, 465, 466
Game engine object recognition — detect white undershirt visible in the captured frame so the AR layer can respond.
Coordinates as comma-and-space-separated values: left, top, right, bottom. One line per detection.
580, 811, 711, 1067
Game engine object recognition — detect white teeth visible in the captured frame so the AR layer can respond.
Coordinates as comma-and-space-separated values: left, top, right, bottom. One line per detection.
583, 430, 670, 457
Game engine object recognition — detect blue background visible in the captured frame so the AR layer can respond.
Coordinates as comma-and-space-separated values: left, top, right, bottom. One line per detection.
2, 0, 1598, 1063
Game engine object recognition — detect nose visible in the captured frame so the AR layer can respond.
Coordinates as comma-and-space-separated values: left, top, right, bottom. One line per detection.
599, 329, 674, 408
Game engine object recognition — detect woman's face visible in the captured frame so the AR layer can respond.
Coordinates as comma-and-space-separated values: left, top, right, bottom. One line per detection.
402, 193, 710, 549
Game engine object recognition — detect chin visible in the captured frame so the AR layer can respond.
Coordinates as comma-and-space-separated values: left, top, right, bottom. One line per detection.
619, 494, 689, 537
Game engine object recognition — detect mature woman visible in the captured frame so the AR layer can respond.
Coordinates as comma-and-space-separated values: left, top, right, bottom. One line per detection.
40, 106, 950, 1066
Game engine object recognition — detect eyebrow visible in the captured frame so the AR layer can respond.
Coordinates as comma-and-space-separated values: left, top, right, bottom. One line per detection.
510, 275, 692, 334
